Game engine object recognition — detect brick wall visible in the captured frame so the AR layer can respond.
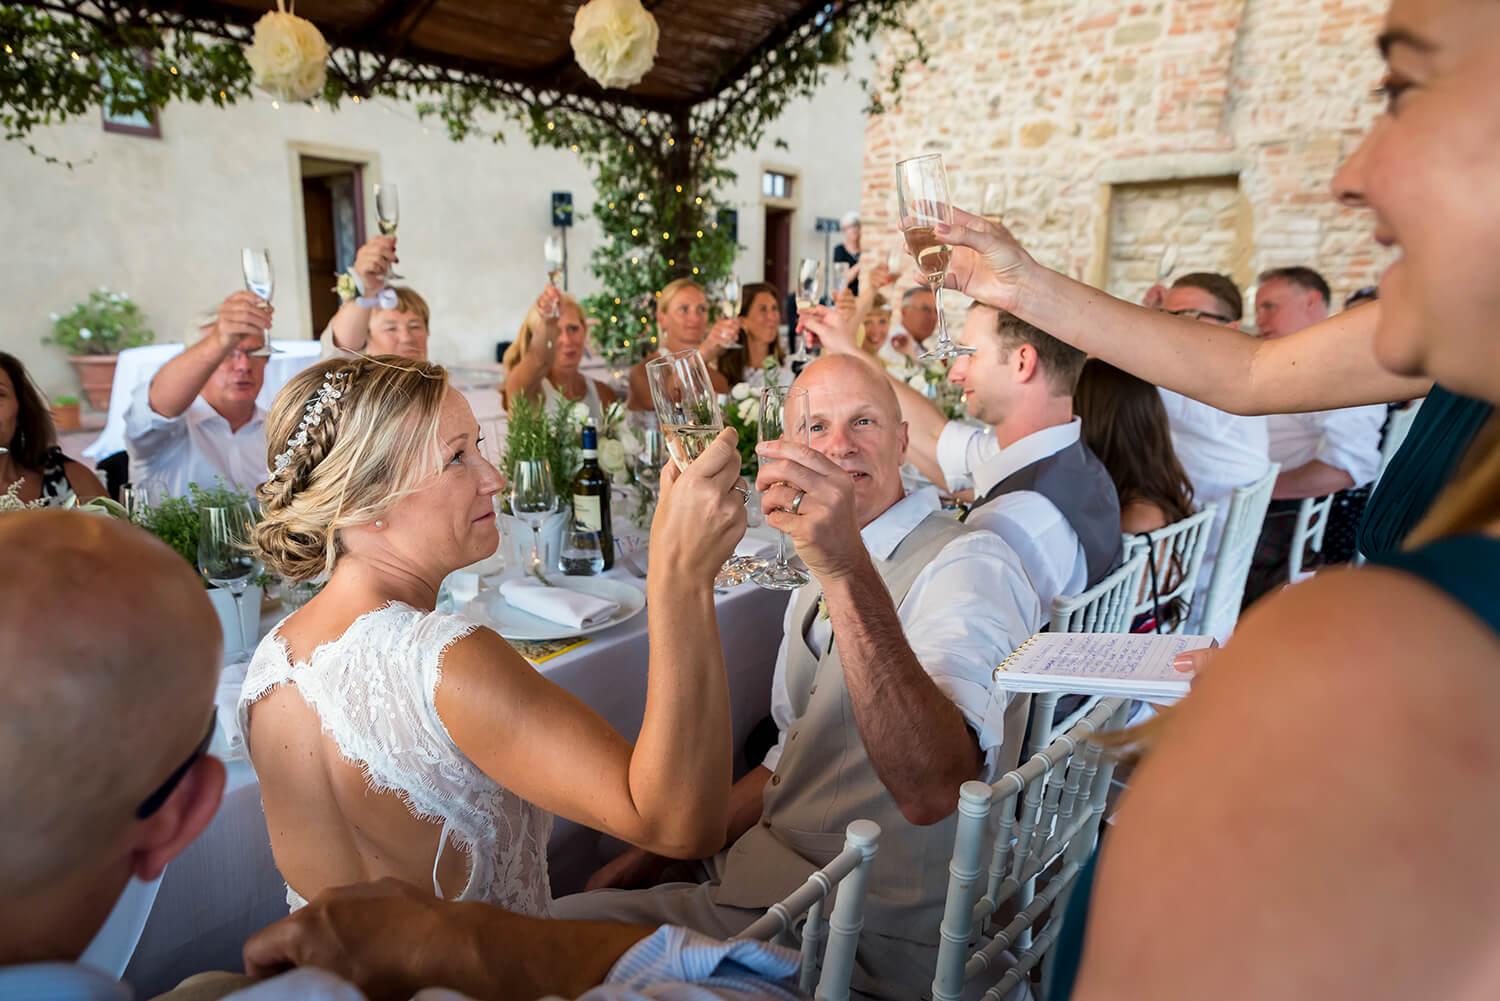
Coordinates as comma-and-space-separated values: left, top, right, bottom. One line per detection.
861, 0, 1393, 316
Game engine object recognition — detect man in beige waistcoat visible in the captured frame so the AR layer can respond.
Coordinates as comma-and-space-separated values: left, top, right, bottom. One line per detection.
553, 355, 1043, 999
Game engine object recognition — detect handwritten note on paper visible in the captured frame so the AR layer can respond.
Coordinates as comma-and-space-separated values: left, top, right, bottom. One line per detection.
992, 632, 1213, 700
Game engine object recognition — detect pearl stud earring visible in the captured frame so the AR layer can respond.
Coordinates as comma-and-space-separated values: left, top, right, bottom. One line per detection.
374, 520, 385, 528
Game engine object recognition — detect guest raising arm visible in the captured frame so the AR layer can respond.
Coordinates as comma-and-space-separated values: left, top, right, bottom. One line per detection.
323, 234, 399, 355
125, 290, 272, 496
503, 285, 618, 425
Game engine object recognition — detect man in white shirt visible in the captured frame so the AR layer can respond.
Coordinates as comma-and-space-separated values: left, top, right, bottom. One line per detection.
1154, 274, 1273, 637
556, 354, 1041, 999
879, 286, 938, 363
1243, 267, 1387, 603
124, 291, 273, 497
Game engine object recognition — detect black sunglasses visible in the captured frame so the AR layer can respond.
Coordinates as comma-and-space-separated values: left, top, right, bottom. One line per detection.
136, 718, 216, 819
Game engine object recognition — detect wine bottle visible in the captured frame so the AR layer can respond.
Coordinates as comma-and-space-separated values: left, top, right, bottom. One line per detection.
570, 425, 613, 571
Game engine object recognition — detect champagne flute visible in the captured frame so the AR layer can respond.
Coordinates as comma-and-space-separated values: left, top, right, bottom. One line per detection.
544, 234, 565, 318
374, 183, 405, 279
241, 248, 281, 356
199, 504, 259, 661
896, 154, 973, 361
510, 459, 557, 582
636, 426, 666, 492
645, 349, 723, 472
788, 258, 822, 363
708, 276, 743, 352
752, 386, 811, 591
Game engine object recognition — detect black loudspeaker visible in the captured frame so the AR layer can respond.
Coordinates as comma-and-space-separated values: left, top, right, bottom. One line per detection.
551, 192, 574, 228
717, 208, 738, 242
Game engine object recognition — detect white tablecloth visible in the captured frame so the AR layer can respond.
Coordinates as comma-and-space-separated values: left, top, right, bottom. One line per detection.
96, 565, 788, 994
82, 341, 325, 462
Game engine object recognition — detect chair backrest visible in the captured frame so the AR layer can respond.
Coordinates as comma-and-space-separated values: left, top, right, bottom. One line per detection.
1198, 463, 1279, 641
737, 819, 882, 1001
1376, 399, 1423, 486
1120, 505, 1217, 634
1287, 492, 1335, 582
1049, 549, 1149, 634
930, 698, 1132, 1001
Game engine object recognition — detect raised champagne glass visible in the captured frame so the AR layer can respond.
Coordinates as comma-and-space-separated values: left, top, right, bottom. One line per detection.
544, 234, 565, 318
751, 385, 811, 590
788, 258, 822, 363
711, 276, 743, 351
645, 349, 723, 472
895, 154, 972, 361
240, 247, 281, 355
374, 182, 405, 279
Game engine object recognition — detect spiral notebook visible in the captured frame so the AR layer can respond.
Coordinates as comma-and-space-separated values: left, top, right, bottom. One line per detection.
992, 632, 1214, 701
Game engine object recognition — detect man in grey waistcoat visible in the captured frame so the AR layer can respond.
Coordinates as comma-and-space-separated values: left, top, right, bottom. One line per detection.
805, 303, 1122, 615
553, 355, 1043, 999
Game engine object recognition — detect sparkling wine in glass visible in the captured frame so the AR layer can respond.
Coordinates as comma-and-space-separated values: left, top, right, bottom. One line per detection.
752, 386, 811, 591
896, 154, 972, 361
510, 458, 557, 581
544, 234, 565, 318
645, 349, 723, 472
240, 248, 281, 356
708, 276, 743, 352
199, 504, 259, 661
789, 258, 822, 363
374, 183, 405, 279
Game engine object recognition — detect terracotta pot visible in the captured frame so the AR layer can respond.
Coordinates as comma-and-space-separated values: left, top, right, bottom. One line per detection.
68, 354, 118, 412
51, 402, 81, 431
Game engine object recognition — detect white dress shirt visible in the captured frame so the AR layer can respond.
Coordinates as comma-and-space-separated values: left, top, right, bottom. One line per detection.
760, 487, 1042, 777
1268, 405, 1387, 487
123, 378, 269, 497
1158, 389, 1272, 625
934, 418, 1089, 612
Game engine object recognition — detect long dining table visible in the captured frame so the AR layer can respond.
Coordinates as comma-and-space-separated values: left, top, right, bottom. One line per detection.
88, 554, 791, 997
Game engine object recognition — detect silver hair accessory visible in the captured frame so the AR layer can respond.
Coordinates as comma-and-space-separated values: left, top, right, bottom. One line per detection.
273, 371, 348, 477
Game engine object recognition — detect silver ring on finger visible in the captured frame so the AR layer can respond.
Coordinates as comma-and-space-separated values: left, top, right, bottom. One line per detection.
731, 482, 749, 503
790, 491, 805, 515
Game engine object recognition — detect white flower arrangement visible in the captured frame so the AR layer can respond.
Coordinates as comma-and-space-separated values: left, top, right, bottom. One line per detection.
570, 0, 660, 90
886, 355, 968, 421
245, 2, 331, 103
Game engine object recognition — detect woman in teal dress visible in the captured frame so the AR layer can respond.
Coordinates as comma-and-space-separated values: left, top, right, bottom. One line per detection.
940, 1, 1500, 995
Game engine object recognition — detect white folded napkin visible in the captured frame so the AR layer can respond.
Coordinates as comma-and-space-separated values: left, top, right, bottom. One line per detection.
499, 579, 621, 629
734, 534, 778, 559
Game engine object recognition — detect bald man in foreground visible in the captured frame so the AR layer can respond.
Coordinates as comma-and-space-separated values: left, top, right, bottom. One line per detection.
0, 511, 230, 994
553, 356, 1042, 999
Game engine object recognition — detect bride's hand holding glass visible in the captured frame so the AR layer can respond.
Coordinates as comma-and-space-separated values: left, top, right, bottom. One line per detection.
647, 426, 747, 585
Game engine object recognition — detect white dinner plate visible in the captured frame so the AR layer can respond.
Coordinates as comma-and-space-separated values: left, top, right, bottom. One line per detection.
467, 575, 646, 641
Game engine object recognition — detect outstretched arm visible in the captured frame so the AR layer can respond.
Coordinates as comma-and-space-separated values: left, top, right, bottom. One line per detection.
503, 289, 561, 407
437, 431, 747, 859
939, 209, 1430, 414
148, 292, 269, 418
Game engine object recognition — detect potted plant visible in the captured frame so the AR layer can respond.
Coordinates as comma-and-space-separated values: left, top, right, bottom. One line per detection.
500, 394, 583, 570
44, 287, 155, 411
51, 394, 81, 432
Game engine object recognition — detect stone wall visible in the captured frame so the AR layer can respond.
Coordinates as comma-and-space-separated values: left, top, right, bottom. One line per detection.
861, 0, 1393, 318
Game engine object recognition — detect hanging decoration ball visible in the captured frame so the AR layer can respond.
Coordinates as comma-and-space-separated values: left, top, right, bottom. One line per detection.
244, 1, 330, 103
570, 0, 660, 90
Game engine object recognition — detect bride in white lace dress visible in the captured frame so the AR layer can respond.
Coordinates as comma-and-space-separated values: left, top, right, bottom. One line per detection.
238, 353, 747, 914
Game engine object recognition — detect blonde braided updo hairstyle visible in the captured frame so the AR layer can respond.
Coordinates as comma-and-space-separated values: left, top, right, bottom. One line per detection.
254, 355, 449, 582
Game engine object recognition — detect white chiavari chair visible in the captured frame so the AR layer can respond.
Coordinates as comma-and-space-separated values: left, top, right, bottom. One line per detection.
1047, 548, 1149, 636
1198, 463, 1279, 641
1120, 505, 1217, 635
1287, 492, 1335, 583
737, 819, 882, 1001
930, 699, 1132, 1001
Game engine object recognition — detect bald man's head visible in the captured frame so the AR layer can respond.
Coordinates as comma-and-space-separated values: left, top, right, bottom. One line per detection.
0, 512, 221, 898
793, 355, 909, 527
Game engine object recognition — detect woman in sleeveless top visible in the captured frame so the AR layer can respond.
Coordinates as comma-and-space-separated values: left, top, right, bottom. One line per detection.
948, 3, 1500, 996
0, 352, 106, 508
240, 355, 747, 913
503, 287, 618, 427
